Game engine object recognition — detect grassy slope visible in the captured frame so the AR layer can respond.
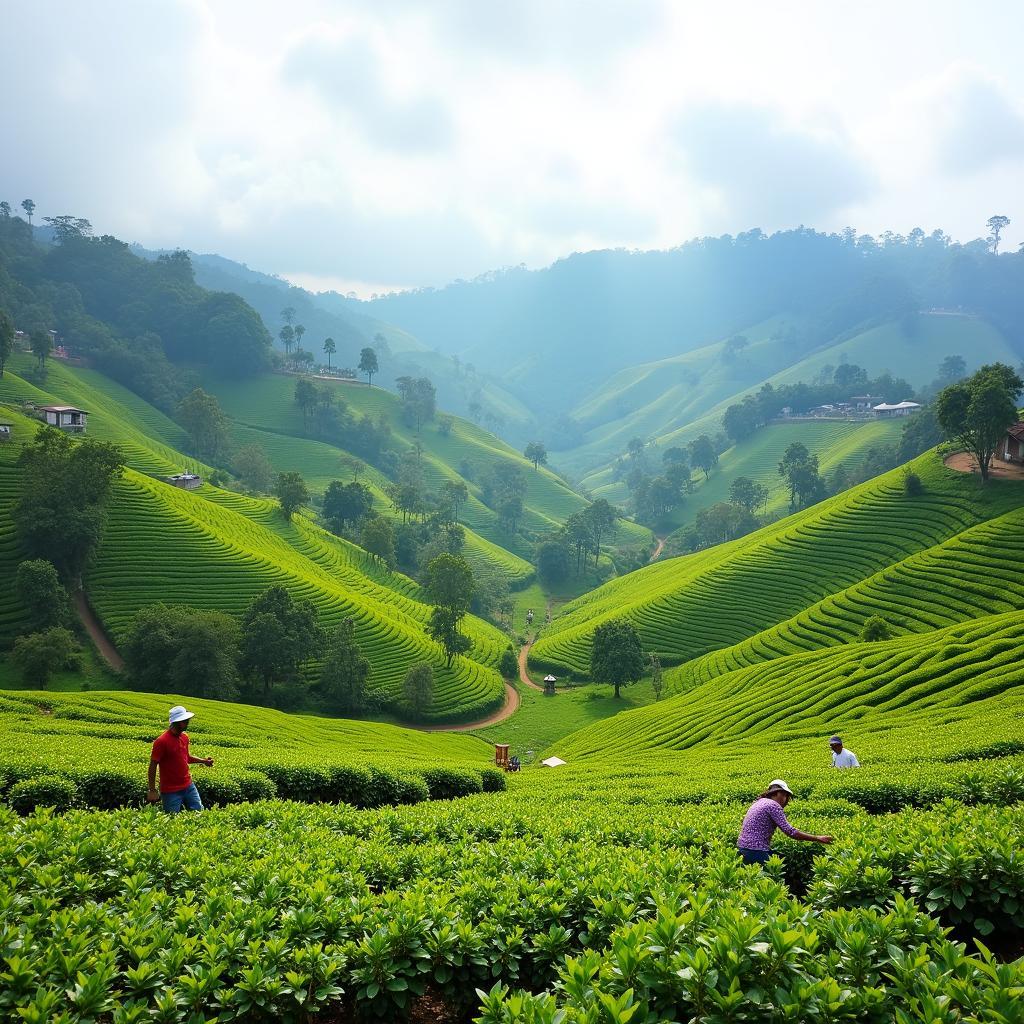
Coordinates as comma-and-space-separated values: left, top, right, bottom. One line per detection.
556, 609, 1024, 764
572, 314, 1015, 488
0, 687, 492, 777
587, 418, 904, 515
0, 367, 508, 721
530, 451, 1024, 677
204, 371, 651, 558
676, 501, 1024, 691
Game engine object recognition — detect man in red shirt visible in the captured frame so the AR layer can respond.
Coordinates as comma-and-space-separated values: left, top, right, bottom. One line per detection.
148, 705, 214, 813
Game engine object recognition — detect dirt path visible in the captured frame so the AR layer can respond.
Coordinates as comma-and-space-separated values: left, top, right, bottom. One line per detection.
73, 590, 124, 671
944, 452, 1024, 480
518, 642, 545, 692
649, 536, 666, 562
419, 682, 520, 733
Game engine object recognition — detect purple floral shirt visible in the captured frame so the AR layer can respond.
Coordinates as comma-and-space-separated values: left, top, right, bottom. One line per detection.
738, 797, 800, 850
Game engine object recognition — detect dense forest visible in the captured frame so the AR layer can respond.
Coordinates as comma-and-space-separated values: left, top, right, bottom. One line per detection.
0, 213, 272, 409
362, 227, 1024, 408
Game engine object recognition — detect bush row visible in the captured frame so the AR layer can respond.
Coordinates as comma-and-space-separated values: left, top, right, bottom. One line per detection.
0, 760, 506, 815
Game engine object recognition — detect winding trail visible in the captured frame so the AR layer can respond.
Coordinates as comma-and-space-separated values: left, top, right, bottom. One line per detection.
419, 682, 520, 733
649, 536, 666, 562
73, 590, 124, 671
517, 642, 545, 692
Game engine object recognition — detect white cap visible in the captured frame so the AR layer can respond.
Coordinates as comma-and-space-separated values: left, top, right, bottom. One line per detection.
168, 705, 195, 724
767, 779, 794, 796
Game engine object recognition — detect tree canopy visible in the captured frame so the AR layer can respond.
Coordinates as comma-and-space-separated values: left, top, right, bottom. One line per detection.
590, 619, 645, 698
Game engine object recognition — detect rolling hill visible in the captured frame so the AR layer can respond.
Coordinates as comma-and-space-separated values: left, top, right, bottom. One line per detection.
0, 363, 516, 721
530, 450, 1024, 676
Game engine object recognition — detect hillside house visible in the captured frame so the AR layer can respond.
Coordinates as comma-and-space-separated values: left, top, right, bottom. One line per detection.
37, 405, 88, 432
808, 404, 837, 417
873, 401, 920, 418
165, 473, 202, 490
1005, 423, 1024, 464
0, 422, 11, 442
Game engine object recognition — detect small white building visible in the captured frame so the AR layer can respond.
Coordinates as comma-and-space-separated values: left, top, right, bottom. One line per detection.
873, 401, 921, 418
37, 405, 88, 432
0, 422, 11, 442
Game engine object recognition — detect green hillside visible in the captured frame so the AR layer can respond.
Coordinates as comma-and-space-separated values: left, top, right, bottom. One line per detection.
571, 313, 1016, 488
530, 451, 1024, 676
587, 417, 904, 517
556, 610, 1024, 763
203, 370, 651, 557
677, 502, 1024, 691
0, 365, 514, 721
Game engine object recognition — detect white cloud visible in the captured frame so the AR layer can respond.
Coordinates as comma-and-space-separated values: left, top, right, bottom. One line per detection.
1, 0, 1023, 289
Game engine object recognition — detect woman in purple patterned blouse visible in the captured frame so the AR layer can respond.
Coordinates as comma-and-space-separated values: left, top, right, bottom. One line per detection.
737, 779, 833, 865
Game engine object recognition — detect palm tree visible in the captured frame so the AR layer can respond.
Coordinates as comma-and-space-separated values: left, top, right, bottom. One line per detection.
323, 337, 336, 372
294, 325, 306, 354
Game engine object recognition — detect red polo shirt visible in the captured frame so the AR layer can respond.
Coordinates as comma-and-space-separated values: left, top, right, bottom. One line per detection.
151, 729, 192, 793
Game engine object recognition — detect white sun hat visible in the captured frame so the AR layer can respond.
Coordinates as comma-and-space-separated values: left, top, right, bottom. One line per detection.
168, 705, 195, 724
767, 779, 794, 796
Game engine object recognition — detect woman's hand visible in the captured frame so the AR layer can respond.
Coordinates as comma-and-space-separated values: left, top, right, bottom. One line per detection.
817, 835, 834, 845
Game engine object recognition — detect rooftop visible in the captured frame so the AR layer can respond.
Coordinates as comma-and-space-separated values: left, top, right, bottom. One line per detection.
37, 405, 89, 414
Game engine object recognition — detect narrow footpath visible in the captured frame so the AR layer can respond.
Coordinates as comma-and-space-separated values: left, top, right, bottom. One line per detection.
419, 682, 520, 733
73, 590, 124, 671
649, 536, 666, 562
517, 642, 544, 692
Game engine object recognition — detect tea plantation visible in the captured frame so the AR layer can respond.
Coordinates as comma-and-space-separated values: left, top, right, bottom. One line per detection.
531, 451, 1024, 675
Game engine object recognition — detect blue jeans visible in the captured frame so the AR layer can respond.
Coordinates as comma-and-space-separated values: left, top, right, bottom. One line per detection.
161, 783, 203, 813
739, 847, 771, 865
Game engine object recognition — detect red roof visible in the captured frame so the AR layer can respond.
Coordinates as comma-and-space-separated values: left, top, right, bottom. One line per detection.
1008, 422, 1024, 442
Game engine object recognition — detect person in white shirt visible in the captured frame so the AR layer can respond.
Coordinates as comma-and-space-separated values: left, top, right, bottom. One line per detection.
829, 736, 860, 768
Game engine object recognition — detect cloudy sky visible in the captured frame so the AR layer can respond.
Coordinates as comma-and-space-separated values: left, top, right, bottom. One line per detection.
2, 0, 1023, 294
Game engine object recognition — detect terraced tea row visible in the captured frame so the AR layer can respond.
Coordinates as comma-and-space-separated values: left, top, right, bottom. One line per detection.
678, 503, 1024, 688
531, 453, 1024, 675
87, 470, 508, 719
556, 609, 1024, 763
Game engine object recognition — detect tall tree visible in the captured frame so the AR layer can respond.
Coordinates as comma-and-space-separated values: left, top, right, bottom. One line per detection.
232, 444, 274, 493
936, 363, 1024, 482
274, 471, 308, 519
12, 628, 79, 688
279, 325, 295, 355
0, 308, 13, 377
359, 347, 379, 385
936, 354, 967, 385
649, 653, 663, 700
524, 441, 548, 470
240, 585, 324, 694
281, 306, 296, 326
441, 479, 469, 523
361, 516, 396, 566
403, 662, 434, 716
294, 376, 317, 433
30, 329, 52, 370
293, 324, 306, 352
14, 427, 124, 581
0, 201, 11, 218
778, 442, 825, 509
20, 199, 35, 225
582, 498, 618, 566
323, 480, 374, 532
123, 604, 241, 700
318, 617, 372, 712
323, 337, 336, 371
687, 435, 718, 479
423, 553, 474, 667
178, 388, 229, 461
591, 619, 645, 698
729, 476, 769, 513
16, 559, 70, 631
986, 215, 1010, 254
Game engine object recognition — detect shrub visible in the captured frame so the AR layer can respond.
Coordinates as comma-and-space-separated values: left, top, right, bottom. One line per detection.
393, 774, 430, 805
9, 776, 78, 815
325, 764, 374, 806
480, 768, 507, 792
422, 767, 483, 800
235, 771, 278, 802
860, 615, 891, 643
903, 469, 924, 496
72, 769, 145, 810
261, 764, 333, 803
197, 775, 244, 806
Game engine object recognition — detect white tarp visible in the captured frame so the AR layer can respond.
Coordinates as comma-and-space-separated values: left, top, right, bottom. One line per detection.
541, 756, 566, 767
